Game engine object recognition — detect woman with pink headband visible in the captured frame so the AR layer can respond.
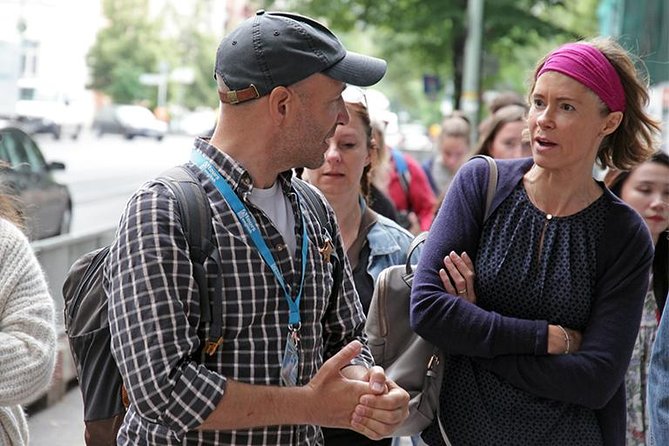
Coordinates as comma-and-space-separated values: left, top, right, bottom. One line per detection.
410, 37, 660, 446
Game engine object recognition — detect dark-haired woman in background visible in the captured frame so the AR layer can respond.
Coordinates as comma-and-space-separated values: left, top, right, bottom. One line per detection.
605, 151, 669, 445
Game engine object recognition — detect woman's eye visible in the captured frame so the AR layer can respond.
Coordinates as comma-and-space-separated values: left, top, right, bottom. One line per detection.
561, 103, 575, 111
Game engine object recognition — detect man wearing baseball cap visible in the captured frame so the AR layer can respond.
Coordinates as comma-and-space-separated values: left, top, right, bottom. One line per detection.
106, 10, 409, 445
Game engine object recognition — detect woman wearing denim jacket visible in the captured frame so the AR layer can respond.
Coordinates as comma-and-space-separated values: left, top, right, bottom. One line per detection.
303, 88, 415, 445
649, 302, 669, 445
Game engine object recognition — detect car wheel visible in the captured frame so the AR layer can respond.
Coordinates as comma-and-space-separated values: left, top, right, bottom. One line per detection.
156, 135, 164, 142
124, 133, 135, 140
53, 125, 62, 140
58, 206, 72, 235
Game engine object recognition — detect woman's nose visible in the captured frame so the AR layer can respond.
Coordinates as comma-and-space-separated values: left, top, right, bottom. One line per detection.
649, 192, 668, 210
325, 142, 341, 163
537, 108, 554, 129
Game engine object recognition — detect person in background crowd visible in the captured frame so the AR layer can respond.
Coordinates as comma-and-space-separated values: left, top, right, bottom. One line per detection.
423, 114, 471, 196
472, 104, 531, 160
605, 151, 669, 445
364, 119, 401, 223
649, 290, 669, 445
385, 144, 436, 234
411, 37, 660, 446
303, 90, 416, 445
105, 11, 409, 445
0, 163, 56, 446
479, 90, 526, 136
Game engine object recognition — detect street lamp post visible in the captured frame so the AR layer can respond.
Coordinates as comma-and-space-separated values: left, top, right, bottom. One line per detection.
460, 0, 484, 143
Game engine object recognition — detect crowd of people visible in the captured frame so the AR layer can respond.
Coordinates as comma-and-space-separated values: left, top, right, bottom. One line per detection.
2, 8, 668, 446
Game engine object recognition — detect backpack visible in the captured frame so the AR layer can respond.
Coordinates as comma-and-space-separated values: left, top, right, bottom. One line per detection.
364, 155, 498, 438
63, 167, 341, 445
63, 165, 223, 445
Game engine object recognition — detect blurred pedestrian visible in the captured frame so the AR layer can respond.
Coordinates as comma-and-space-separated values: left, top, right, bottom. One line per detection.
303, 90, 416, 445
365, 119, 401, 222
105, 10, 409, 445
0, 166, 56, 446
649, 295, 669, 445
605, 151, 669, 445
386, 146, 436, 234
473, 104, 530, 160
423, 114, 470, 195
479, 90, 526, 136
411, 37, 660, 446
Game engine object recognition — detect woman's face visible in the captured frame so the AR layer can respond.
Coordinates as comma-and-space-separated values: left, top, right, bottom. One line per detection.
304, 107, 370, 197
489, 120, 528, 159
527, 71, 621, 173
620, 161, 669, 243
439, 135, 469, 171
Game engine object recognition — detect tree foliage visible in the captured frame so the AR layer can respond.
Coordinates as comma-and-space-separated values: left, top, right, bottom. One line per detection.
87, 0, 219, 109
87, 0, 166, 104
159, 2, 219, 110
284, 0, 598, 122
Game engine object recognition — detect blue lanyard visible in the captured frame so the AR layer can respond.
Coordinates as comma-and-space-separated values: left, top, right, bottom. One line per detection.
191, 150, 308, 329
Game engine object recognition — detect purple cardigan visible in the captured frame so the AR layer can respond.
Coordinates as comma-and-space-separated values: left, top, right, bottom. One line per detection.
410, 157, 653, 445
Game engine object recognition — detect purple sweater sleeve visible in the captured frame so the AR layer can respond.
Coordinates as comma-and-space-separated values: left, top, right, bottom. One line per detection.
410, 157, 548, 357
472, 203, 653, 410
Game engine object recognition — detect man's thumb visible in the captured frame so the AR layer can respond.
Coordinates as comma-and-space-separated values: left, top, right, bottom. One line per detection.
323, 341, 362, 376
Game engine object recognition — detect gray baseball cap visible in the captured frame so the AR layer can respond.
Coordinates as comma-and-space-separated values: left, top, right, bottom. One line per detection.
214, 10, 387, 105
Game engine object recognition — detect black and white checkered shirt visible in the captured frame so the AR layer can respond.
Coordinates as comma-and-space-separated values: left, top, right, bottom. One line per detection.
104, 138, 372, 445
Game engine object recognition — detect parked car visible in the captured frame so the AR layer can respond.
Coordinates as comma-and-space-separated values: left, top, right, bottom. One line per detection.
92, 104, 167, 141
14, 82, 87, 140
0, 121, 72, 240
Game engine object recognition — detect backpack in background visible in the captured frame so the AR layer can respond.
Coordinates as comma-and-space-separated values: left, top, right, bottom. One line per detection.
365, 155, 498, 439
63, 165, 223, 446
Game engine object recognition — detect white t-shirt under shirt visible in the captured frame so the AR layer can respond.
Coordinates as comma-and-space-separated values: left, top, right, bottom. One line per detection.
247, 182, 297, 257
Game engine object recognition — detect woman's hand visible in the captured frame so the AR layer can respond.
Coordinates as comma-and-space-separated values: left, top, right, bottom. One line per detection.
439, 251, 477, 304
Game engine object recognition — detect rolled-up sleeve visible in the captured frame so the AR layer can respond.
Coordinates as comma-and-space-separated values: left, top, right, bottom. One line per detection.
105, 185, 226, 435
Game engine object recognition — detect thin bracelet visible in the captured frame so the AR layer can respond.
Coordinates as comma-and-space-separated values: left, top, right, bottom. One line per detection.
556, 325, 570, 354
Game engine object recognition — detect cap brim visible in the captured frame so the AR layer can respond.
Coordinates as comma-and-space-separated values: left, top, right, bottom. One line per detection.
324, 51, 387, 87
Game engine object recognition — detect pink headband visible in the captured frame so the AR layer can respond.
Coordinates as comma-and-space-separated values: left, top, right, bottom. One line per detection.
536, 43, 626, 112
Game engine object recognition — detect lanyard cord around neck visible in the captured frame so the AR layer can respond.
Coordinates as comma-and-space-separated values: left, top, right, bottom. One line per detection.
191, 150, 308, 330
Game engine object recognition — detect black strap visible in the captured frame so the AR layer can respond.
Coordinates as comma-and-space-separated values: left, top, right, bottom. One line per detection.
292, 178, 343, 301
158, 166, 223, 356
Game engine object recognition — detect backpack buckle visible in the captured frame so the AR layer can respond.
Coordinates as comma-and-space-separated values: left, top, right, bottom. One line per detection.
204, 337, 223, 356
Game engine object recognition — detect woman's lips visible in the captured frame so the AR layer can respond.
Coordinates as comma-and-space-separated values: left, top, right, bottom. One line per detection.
535, 136, 557, 147
646, 215, 667, 223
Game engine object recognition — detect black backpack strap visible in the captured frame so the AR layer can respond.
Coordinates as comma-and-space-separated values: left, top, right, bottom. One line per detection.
292, 177, 343, 301
158, 166, 223, 356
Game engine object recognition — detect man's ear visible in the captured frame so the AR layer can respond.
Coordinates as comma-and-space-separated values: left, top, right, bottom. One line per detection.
267, 87, 292, 124
601, 111, 623, 136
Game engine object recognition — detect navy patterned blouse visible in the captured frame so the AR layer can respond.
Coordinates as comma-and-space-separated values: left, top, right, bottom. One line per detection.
412, 157, 654, 446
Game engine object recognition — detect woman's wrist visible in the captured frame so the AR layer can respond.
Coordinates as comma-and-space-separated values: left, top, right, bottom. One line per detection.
547, 324, 571, 355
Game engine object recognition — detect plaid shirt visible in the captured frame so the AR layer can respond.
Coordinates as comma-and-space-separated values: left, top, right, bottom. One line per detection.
104, 138, 372, 445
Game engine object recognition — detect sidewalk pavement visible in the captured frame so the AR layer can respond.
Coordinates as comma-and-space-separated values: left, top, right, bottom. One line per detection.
27, 386, 86, 446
